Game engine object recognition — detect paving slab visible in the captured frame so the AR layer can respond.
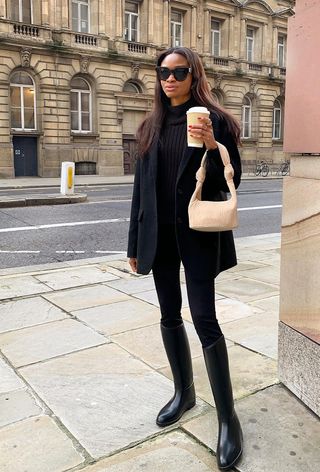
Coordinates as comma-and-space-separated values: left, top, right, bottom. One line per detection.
80, 431, 218, 471
34, 266, 118, 290
222, 311, 279, 359
228, 260, 268, 272
0, 319, 107, 367
249, 295, 280, 314
215, 277, 279, 302
132, 284, 189, 308
0, 358, 25, 393
235, 265, 280, 285
0, 415, 84, 472
73, 298, 159, 335
182, 298, 263, 325
20, 343, 208, 459
105, 275, 156, 294
160, 344, 278, 405
183, 384, 320, 472
0, 296, 67, 333
0, 388, 43, 427
42, 284, 130, 312
112, 321, 203, 369
0, 275, 52, 300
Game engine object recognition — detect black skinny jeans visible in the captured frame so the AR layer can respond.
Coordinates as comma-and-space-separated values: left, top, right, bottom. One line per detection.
152, 224, 223, 348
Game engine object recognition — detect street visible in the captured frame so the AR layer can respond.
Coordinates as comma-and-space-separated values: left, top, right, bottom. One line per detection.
0, 179, 283, 269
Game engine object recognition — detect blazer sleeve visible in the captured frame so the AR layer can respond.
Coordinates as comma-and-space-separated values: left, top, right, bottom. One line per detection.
205, 117, 242, 192
127, 157, 141, 258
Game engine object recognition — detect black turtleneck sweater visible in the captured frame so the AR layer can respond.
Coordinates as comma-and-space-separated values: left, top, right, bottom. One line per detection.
157, 98, 195, 224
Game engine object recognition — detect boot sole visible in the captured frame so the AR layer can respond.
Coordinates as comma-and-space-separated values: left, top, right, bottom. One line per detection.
156, 400, 196, 427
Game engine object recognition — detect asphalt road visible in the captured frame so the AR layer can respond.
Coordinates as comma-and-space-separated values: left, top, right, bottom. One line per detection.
0, 179, 283, 269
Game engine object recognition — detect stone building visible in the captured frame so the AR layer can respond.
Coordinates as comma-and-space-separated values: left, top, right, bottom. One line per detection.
0, 0, 294, 178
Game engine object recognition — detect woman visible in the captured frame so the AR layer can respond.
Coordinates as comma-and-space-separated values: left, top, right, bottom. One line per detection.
127, 47, 243, 471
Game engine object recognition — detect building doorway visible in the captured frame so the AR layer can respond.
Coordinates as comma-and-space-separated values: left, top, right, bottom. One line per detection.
13, 136, 38, 176
123, 135, 138, 174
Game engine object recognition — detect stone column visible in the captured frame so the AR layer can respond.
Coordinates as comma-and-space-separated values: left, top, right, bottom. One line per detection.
239, 18, 246, 60
61, 0, 69, 29
115, 0, 124, 39
98, 0, 106, 35
228, 15, 235, 57
272, 26, 278, 65
162, 0, 169, 47
41, 0, 49, 25
190, 5, 197, 50
262, 23, 269, 63
0, 0, 6, 18
147, 0, 154, 43
203, 9, 211, 54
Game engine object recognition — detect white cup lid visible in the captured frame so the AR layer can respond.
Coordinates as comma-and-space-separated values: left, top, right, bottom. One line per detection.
186, 106, 210, 114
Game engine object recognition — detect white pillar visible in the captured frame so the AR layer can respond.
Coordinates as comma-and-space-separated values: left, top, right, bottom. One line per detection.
272, 26, 278, 65
0, 0, 6, 18
240, 18, 247, 60
228, 15, 235, 57
190, 5, 197, 50
203, 9, 211, 54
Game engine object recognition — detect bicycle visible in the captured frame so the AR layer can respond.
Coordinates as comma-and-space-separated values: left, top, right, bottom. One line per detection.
255, 160, 270, 177
276, 161, 290, 176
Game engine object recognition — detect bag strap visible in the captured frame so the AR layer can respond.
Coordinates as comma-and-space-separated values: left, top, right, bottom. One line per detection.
196, 142, 235, 184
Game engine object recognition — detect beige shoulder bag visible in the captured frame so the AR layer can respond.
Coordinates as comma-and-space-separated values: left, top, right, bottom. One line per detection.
188, 142, 238, 232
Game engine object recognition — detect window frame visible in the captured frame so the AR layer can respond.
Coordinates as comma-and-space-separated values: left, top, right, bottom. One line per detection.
170, 9, 183, 47
70, 78, 92, 134
72, 0, 90, 33
278, 35, 286, 68
10, 72, 37, 131
211, 19, 221, 57
242, 96, 252, 139
12, 0, 33, 23
124, 1, 139, 42
272, 99, 282, 140
246, 27, 255, 63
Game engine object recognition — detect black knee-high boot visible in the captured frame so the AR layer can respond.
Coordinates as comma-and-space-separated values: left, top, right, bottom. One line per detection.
156, 323, 196, 427
203, 335, 243, 470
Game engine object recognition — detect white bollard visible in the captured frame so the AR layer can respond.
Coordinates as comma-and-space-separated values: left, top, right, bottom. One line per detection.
60, 162, 75, 195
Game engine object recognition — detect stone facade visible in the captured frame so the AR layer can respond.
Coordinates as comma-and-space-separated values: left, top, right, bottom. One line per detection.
0, 0, 294, 178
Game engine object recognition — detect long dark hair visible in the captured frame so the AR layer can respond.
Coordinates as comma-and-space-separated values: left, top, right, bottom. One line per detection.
136, 47, 241, 156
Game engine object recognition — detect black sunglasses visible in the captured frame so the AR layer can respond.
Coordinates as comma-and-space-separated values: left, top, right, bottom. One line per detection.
156, 66, 192, 81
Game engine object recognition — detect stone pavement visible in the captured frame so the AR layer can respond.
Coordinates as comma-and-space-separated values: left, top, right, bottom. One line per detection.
0, 233, 319, 472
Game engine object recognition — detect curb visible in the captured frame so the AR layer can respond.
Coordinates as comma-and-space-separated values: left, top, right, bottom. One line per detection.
0, 193, 87, 208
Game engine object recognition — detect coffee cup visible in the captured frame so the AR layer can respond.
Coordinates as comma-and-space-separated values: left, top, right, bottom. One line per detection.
186, 106, 210, 147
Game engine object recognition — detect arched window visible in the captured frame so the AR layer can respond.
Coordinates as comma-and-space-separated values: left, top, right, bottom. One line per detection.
272, 99, 282, 140
123, 80, 142, 93
242, 96, 252, 138
71, 77, 92, 132
10, 71, 36, 130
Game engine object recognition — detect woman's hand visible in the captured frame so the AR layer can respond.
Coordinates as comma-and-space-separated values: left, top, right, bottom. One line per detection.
188, 116, 218, 150
129, 257, 137, 273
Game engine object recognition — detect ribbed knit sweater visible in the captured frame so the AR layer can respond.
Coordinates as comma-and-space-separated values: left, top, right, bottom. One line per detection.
157, 98, 196, 224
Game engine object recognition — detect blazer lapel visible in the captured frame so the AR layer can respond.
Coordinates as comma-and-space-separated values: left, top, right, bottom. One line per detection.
176, 146, 200, 183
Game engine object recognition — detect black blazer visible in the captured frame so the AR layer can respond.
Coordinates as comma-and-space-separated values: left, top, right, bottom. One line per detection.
127, 112, 242, 279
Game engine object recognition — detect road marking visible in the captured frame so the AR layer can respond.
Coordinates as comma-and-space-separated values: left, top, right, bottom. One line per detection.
55, 250, 86, 254
0, 206, 282, 234
0, 250, 40, 253
95, 250, 126, 254
0, 218, 130, 233
239, 205, 282, 211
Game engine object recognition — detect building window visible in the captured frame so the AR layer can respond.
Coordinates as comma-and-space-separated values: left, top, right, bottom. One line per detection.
273, 99, 282, 139
242, 96, 252, 138
71, 77, 92, 132
11, 0, 32, 23
123, 81, 142, 93
125, 1, 139, 42
72, 0, 89, 33
246, 27, 255, 62
10, 71, 36, 130
211, 20, 221, 56
171, 10, 183, 47
278, 35, 286, 67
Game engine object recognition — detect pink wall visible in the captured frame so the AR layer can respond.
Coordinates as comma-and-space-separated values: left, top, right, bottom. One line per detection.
283, 1, 320, 153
